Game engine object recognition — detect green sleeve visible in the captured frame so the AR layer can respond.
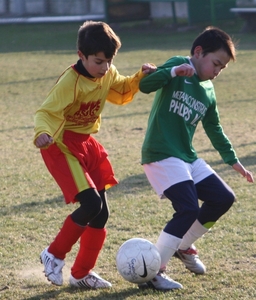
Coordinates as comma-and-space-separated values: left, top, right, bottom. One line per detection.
202, 104, 238, 166
139, 68, 172, 93
139, 56, 187, 94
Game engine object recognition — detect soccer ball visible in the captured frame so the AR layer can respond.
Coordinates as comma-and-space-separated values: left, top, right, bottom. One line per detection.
116, 238, 161, 283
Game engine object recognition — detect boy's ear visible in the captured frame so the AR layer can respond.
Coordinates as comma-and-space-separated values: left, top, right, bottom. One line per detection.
193, 46, 203, 58
77, 50, 85, 59
77, 50, 82, 57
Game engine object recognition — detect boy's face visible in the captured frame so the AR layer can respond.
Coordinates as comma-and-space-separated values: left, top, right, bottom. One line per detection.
78, 51, 113, 78
192, 46, 230, 81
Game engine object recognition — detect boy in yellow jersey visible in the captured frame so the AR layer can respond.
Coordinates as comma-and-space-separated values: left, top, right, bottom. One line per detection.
34, 20, 156, 288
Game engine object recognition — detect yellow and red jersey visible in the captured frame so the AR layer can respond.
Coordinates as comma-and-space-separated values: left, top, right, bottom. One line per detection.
34, 63, 145, 144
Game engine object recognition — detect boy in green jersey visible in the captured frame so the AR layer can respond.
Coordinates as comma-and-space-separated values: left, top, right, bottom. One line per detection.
139, 26, 254, 291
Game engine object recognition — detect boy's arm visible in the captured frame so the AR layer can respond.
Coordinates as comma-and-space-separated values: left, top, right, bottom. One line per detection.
34, 105, 66, 146
35, 133, 54, 148
202, 106, 238, 166
34, 73, 76, 146
141, 63, 158, 74
204, 115, 253, 182
232, 162, 254, 182
203, 98, 254, 183
139, 66, 173, 94
139, 57, 192, 94
106, 64, 156, 105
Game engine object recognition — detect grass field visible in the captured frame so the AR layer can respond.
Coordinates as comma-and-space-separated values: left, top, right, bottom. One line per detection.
0, 19, 255, 300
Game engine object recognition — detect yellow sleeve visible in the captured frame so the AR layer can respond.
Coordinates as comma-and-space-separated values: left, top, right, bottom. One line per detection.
33, 69, 78, 145
106, 66, 146, 105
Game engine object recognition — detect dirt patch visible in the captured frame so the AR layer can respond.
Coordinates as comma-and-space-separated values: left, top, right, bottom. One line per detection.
19, 261, 73, 284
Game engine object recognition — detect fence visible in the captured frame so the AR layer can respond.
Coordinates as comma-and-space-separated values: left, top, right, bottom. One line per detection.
0, 0, 104, 17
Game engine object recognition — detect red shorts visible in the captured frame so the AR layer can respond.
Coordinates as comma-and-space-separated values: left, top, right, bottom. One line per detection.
41, 130, 118, 204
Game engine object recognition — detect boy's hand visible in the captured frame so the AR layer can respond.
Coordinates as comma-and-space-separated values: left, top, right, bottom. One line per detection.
35, 133, 54, 148
174, 63, 195, 77
142, 63, 157, 74
232, 162, 254, 183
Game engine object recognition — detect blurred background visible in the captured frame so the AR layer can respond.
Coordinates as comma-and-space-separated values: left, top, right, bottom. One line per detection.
0, 0, 253, 28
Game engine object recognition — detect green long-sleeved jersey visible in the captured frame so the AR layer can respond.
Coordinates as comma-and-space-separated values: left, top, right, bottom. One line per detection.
140, 56, 238, 166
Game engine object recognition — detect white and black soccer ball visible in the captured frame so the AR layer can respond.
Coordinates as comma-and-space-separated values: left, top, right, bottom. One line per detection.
116, 238, 161, 283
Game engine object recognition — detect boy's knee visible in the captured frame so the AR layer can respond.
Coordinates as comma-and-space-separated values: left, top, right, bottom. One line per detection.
177, 206, 199, 223
72, 189, 103, 226
79, 189, 103, 217
223, 190, 236, 210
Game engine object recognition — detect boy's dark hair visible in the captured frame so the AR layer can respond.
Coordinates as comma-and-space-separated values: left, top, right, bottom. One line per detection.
190, 26, 236, 61
77, 21, 121, 58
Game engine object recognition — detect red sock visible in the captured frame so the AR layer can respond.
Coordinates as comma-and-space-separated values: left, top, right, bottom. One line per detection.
71, 226, 106, 279
48, 215, 85, 260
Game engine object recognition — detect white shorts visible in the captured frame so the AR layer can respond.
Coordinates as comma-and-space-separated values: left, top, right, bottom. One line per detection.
143, 157, 215, 198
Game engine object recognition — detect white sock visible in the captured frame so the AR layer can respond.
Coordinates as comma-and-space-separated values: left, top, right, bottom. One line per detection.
178, 219, 208, 251
155, 231, 181, 270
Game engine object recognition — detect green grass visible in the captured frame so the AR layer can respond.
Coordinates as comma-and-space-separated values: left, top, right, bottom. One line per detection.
0, 19, 255, 299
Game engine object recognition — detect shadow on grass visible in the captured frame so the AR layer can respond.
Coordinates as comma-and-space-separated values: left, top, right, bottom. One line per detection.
109, 173, 151, 197
1, 149, 254, 218
197, 143, 256, 165
24, 286, 152, 300
0, 174, 151, 219
0, 195, 65, 217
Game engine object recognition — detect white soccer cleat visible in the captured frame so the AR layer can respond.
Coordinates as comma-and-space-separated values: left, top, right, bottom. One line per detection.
138, 271, 183, 290
175, 244, 206, 274
40, 247, 65, 286
69, 271, 112, 289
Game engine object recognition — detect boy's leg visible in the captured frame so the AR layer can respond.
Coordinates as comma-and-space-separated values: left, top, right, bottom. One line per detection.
141, 180, 199, 290
40, 215, 85, 286
155, 180, 200, 268
196, 173, 235, 227
179, 173, 235, 250
163, 180, 200, 237
176, 173, 235, 273
69, 226, 111, 288
155, 231, 181, 271
41, 188, 103, 286
161, 181, 206, 274
70, 190, 112, 289
174, 219, 207, 274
